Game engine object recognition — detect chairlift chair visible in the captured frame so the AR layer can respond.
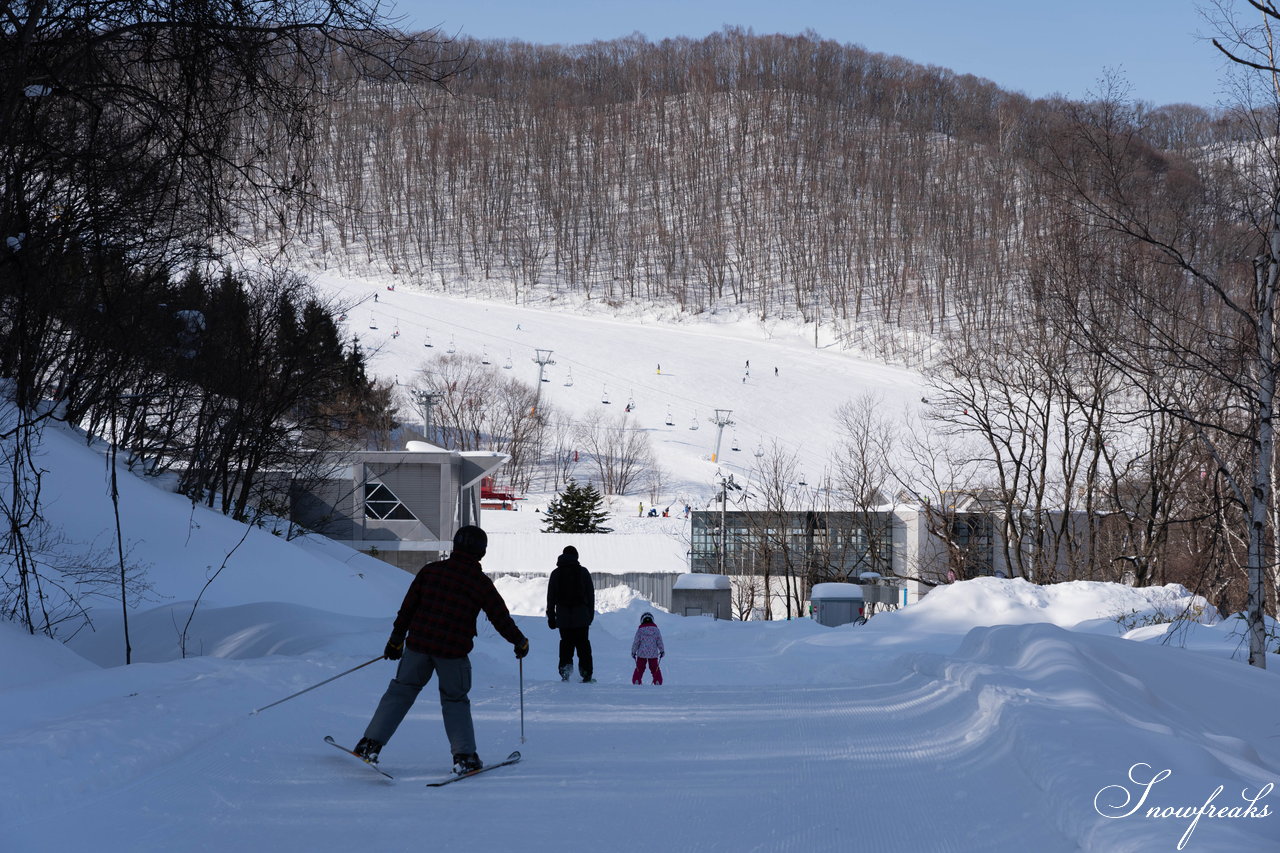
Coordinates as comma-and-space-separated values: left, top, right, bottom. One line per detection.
564, 368, 574, 387
447, 336, 456, 354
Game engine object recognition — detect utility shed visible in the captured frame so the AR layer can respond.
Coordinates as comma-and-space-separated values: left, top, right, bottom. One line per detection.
671, 574, 731, 619
810, 582, 865, 627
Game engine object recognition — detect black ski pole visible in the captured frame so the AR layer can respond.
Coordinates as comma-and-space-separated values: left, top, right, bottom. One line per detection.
250, 655, 385, 716
519, 656, 526, 743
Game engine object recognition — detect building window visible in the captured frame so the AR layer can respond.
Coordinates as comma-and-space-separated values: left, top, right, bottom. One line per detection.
364, 482, 417, 520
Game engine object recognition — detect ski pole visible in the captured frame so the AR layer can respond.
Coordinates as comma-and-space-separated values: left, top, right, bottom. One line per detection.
518, 656, 526, 743
250, 655, 385, 716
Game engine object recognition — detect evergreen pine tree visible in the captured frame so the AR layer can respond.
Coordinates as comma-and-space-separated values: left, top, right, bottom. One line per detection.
542, 480, 613, 533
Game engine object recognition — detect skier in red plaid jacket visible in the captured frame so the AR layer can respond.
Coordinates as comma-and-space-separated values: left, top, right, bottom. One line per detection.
354, 525, 528, 774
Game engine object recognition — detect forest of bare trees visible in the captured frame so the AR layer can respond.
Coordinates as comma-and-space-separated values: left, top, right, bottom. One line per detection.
235, 25, 1280, 652
250, 28, 1094, 365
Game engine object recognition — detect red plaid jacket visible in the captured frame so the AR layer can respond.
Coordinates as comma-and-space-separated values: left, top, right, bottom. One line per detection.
391, 553, 526, 658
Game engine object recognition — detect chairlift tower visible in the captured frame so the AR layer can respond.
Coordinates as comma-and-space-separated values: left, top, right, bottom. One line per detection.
531, 349, 555, 415
411, 389, 444, 438
708, 408, 735, 463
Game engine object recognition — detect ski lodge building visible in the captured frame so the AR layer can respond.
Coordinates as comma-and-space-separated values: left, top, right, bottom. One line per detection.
289, 440, 506, 572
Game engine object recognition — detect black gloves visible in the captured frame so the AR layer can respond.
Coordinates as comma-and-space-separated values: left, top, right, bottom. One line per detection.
384, 638, 404, 661
659, 652, 664, 659
547, 616, 557, 630
514, 638, 530, 659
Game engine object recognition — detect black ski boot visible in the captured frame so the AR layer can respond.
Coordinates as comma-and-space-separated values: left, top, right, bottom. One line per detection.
353, 737, 382, 763
452, 753, 483, 774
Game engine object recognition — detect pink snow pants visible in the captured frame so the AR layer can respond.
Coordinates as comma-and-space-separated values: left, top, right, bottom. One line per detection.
632, 657, 662, 685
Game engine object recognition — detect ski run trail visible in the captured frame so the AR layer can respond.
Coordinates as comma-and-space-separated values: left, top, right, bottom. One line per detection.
5, 594, 1280, 852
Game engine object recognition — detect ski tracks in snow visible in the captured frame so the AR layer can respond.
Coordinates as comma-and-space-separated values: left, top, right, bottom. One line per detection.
482, 671, 1077, 853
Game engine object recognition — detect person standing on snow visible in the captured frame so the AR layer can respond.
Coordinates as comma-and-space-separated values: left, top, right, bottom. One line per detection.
631, 612, 665, 685
354, 525, 529, 774
547, 545, 595, 682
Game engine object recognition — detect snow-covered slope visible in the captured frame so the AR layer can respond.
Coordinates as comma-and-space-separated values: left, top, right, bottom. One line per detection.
5, 551, 1277, 852
311, 271, 929, 502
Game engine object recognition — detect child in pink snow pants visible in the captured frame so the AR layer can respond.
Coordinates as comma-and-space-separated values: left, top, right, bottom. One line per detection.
631, 612, 664, 684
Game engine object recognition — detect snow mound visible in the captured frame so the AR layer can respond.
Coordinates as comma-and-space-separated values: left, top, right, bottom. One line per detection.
0, 619, 99, 688
66, 602, 389, 666
902, 621, 1277, 851
896, 577, 1216, 633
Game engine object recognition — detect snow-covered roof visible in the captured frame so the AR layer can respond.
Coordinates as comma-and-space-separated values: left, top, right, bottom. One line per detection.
673, 573, 731, 590
405, 439, 448, 453
810, 582, 865, 599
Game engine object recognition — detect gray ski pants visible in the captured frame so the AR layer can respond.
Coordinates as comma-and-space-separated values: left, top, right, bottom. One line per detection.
363, 648, 475, 755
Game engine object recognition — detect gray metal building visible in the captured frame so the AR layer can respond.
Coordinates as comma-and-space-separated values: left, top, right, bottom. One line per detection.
290, 441, 506, 572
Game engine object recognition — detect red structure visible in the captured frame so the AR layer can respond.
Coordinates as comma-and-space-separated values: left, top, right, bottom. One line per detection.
480, 477, 521, 510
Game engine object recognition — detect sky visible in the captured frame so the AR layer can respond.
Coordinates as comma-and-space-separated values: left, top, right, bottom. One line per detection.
389, 0, 1232, 108
4, 383, 1279, 851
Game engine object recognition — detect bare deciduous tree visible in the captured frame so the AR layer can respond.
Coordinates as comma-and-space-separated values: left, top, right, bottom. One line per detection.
574, 409, 653, 496
1040, 56, 1278, 666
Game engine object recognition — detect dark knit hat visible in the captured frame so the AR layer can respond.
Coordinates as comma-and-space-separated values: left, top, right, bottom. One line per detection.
562, 545, 578, 560
452, 525, 487, 558
640, 612, 654, 624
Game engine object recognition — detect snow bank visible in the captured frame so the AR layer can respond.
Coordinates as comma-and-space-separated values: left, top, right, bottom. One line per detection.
891, 577, 1215, 633
0, 618, 99, 688
18, 419, 409, 622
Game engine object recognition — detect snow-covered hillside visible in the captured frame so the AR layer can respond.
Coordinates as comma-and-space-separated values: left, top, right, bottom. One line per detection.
310, 271, 929, 504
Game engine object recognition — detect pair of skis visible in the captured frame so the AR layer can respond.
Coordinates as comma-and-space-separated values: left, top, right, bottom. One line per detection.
323, 735, 521, 786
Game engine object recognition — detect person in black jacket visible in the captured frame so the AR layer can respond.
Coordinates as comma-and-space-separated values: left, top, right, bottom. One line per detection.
546, 545, 595, 682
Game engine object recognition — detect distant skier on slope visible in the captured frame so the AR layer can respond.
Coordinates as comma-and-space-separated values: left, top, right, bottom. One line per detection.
631, 612, 665, 685
547, 545, 596, 682
353, 526, 529, 774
